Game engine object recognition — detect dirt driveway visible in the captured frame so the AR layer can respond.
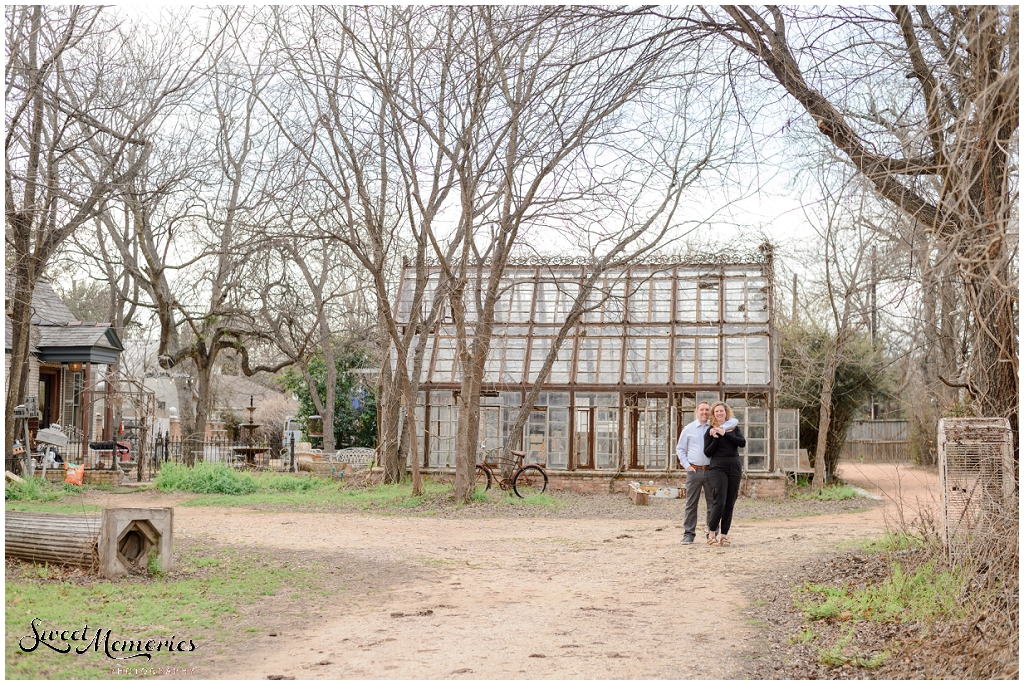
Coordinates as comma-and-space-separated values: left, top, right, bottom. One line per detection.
85, 464, 939, 679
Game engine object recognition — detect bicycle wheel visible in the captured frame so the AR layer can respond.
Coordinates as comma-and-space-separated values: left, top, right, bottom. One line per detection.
475, 464, 493, 493
513, 464, 548, 499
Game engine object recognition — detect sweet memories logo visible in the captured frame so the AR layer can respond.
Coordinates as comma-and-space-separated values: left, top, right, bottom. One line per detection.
19, 618, 197, 661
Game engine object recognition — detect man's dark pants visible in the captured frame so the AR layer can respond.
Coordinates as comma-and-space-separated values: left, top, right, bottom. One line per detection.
683, 468, 713, 539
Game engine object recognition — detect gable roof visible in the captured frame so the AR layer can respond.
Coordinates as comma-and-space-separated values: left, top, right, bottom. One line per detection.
4, 273, 122, 364
5, 274, 77, 325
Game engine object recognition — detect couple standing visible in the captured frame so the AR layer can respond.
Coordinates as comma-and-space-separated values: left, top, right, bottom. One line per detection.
676, 401, 745, 546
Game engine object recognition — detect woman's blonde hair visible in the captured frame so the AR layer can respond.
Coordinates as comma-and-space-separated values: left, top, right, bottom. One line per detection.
709, 402, 734, 427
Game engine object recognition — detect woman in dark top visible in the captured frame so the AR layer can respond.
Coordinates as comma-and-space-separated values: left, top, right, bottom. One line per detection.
703, 402, 745, 546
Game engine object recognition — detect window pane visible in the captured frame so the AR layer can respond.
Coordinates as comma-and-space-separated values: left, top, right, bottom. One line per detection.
534, 282, 556, 323
749, 337, 769, 384
748, 277, 768, 323
528, 339, 551, 382
648, 338, 669, 383
598, 338, 622, 383
697, 337, 718, 383
674, 338, 696, 383
724, 278, 746, 323
629, 279, 651, 322
576, 338, 599, 383
548, 407, 569, 468
503, 338, 527, 383
550, 340, 573, 384
432, 337, 457, 382
677, 279, 697, 322
723, 338, 746, 384
595, 407, 619, 469
510, 281, 534, 322
651, 280, 673, 322
625, 338, 646, 383
557, 282, 579, 321
604, 282, 625, 322
698, 280, 720, 322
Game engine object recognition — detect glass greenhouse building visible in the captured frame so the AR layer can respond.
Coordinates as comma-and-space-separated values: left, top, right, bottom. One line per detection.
393, 259, 798, 476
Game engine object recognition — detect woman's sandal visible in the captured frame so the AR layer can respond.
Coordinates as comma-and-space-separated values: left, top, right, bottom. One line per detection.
719, 535, 730, 547
706, 532, 718, 546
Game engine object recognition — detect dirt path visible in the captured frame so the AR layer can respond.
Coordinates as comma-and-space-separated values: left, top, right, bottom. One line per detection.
81, 464, 939, 679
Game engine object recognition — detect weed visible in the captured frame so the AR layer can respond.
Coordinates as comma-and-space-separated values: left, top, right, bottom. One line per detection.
793, 626, 816, 644
796, 561, 965, 623
499, 492, 560, 509
793, 484, 859, 501
815, 626, 889, 668
147, 550, 164, 577
5, 477, 69, 502
863, 531, 927, 554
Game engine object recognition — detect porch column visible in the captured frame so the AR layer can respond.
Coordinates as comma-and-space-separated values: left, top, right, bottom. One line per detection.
82, 362, 91, 447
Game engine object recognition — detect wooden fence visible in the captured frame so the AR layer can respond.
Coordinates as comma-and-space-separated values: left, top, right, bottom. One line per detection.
841, 419, 911, 463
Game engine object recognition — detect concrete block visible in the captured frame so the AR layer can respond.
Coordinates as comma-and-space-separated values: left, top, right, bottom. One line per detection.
97, 508, 173, 579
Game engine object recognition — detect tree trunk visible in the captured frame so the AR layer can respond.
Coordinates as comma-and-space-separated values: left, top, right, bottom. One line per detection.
190, 353, 216, 464
321, 348, 338, 453
813, 350, 840, 491
5, 271, 36, 460
379, 380, 403, 483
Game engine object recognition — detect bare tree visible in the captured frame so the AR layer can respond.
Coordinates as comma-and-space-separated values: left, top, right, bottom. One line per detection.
684, 6, 1018, 451
4, 6, 208, 456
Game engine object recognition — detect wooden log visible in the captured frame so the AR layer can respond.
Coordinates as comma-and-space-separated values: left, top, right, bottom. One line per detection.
5, 511, 101, 568
6, 508, 173, 578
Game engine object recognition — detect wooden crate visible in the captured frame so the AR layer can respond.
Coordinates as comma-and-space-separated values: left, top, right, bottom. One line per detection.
628, 482, 650, 506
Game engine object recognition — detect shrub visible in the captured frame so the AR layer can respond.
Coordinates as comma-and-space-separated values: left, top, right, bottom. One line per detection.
154, 462, 331, 495
5, 477, 67, 502
154, 462, 257, 495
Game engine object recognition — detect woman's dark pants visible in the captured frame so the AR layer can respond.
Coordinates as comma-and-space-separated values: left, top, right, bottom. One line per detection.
707, 456, 742, 535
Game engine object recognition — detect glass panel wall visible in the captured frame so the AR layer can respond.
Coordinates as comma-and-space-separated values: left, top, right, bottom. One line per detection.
726, 394, 769, 472
525, 392, 570, 468
395, 262, 776, 476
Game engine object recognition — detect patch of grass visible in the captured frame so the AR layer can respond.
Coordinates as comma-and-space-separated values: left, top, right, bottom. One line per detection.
863, 531, 928, 554
5, 501, 103, 514
816, 627, 889, 668
796, 561, 965, 624
793, 484, 860, 501
182, 478, 455, 511
498, 492, 561, 509
793, 626, 816, 644
6, 545, 315, 680
5, 477, 79, 503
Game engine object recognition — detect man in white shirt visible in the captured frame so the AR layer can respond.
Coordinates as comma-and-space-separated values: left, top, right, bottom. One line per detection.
676, 401, 738, 544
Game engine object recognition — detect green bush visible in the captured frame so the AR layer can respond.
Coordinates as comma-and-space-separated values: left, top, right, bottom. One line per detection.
793, 484, 859, 501
5, 477, 67, 502
154, 462, 330, 495
154, 462, 258, 495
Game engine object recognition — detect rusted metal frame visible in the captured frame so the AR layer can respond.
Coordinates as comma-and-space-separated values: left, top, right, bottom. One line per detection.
412, 261, 775, 474
765, 260, 778, 473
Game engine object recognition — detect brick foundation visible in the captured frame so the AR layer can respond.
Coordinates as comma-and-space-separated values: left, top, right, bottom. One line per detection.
83, 468, 123, 486
424, 468, 787, 498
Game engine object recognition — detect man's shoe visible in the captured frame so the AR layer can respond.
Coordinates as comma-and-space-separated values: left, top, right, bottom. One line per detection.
680, 535, 695, 545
